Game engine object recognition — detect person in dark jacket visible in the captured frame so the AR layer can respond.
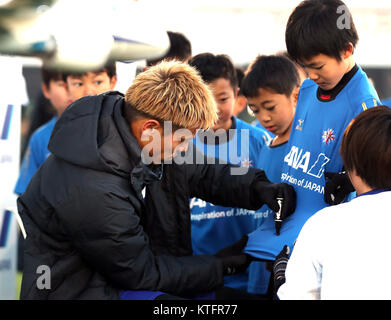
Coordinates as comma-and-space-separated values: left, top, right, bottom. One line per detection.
18, 60, 296, 300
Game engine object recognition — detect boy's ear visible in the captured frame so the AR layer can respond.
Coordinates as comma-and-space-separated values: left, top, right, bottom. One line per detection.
41, 83, 50, 100
234, 87, 239, 99
110, 75, 118, 90
342, 42, 354, 59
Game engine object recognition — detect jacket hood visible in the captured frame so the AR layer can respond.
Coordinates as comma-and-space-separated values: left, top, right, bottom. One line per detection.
48, 91, 141, 177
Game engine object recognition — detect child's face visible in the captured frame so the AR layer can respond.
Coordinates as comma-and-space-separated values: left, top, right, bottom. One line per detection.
42, 80, 72, 117
66, 71, 117, 102
247, 88, 297, 141
298, 51, 352, 91
207, 78, 236, 131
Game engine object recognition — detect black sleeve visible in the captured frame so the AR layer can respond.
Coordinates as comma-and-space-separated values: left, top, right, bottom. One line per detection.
56, 186, 224, 296
183, 147, 270, 210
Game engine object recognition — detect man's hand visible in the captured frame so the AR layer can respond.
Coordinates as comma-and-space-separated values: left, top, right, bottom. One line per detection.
215, 235, 251, 275
252, 182, 296, 221
324, 171, 355, 205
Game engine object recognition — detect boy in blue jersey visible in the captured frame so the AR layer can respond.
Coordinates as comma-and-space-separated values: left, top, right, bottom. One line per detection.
188, 53, 272, 293
14, 63, 117, 196
245, 0, 380, 268
240, 54, 301, 295
250, 51, 306, 136
14, 67, 72, 195
277, 106, 391, 299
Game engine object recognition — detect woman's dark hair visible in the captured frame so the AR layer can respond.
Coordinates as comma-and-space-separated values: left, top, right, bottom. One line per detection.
341, 106, 391, 189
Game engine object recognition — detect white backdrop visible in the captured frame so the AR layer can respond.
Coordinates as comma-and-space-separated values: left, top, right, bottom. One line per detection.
129, 0, 391, 67
0, 56, 25, 300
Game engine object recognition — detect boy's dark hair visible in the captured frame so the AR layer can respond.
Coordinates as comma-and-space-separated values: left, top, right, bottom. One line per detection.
62, 61, 117, 81
188, 53, 238, 91
241, 55, 300, 98
277, 50, 306, 77
146, 31, 192, 66
285, 0, 359, 62
236, 67, 245, 96
41, 67, 63, 87
341, 106, 391, 189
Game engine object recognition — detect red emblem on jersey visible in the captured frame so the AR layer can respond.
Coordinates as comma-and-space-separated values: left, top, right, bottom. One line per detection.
322, 128, 336, 144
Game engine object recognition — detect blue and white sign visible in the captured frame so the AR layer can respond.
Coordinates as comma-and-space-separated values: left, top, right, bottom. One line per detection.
0, 56, 25, 299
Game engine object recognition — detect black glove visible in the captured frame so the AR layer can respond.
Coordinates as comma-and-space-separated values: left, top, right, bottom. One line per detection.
251, 182, 296, 220
272, 245, 290, 295
215, 235, 251, 276
324, 171, 355, 206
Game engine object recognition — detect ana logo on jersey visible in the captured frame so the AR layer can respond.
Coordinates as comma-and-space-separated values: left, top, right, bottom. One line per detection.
284, 146, 330, 178
322, 128, 336, 145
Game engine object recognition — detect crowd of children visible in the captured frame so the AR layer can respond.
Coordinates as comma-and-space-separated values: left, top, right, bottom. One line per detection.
14, 0, 391, 300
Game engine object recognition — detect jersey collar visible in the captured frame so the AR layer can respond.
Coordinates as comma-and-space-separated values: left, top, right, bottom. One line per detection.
357, 188, 391, 198
317, 64, 358, 102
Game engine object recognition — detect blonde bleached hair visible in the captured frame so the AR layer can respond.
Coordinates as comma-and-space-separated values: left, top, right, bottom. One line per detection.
125, 60, 217, 130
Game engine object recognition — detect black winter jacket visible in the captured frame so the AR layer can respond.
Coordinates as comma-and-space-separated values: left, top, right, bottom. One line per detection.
18, 92, 269, 299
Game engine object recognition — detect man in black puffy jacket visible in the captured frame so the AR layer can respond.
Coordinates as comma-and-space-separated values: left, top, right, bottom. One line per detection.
18, 61, 296, 300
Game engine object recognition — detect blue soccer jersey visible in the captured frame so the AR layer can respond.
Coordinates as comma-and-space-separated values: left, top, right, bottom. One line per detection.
245, 65, 380, 261
248, 140, 289, 294
190, 117, 270, 290
14, 116, 57, 195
